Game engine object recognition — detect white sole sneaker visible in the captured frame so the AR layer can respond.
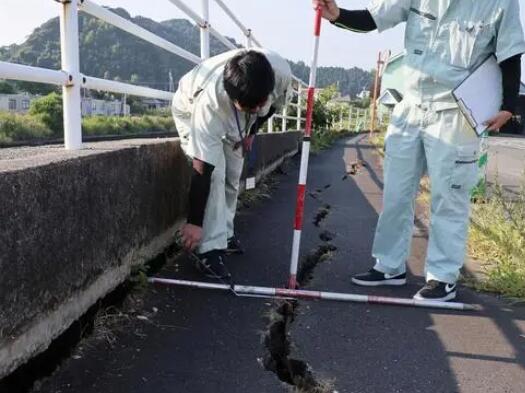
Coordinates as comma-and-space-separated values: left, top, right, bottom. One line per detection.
413, 291, 457, 302
351, 277, 407, 287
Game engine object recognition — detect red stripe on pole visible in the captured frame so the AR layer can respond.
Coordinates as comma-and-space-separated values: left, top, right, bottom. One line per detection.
304, 87, 315, 137
313, 7, 322, 36
287, 275, 297, 290
294, 184, 306, 230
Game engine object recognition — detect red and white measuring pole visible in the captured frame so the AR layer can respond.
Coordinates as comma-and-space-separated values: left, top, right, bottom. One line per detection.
288, 7, 323, 289
149, 278, 478, 311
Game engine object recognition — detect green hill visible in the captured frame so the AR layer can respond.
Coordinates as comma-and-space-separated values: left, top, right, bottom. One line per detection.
0, 7, 372, 97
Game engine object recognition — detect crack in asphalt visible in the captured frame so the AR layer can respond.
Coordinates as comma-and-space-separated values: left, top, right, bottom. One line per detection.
313, 205, 331, 227
262, 202, 338, 392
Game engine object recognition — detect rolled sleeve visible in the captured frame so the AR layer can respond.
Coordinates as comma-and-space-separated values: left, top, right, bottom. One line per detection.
367, 0, 411, 33
496, 0, 525, 62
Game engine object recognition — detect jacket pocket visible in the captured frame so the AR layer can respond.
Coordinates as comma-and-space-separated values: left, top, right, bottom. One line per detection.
448, 20, 494, 69
405, 9, 435, 51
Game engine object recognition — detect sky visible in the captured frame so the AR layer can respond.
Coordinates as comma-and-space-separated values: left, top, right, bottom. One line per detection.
0, 0, 524, 71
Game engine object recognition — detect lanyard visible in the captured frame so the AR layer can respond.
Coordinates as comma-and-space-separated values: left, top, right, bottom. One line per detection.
232, 103, 252, 140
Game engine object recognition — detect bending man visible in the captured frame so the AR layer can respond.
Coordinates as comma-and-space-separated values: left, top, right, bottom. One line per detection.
172, 49, 292, 279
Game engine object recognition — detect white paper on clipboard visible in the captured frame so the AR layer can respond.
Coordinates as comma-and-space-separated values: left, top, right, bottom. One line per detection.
452, 55, 503, 136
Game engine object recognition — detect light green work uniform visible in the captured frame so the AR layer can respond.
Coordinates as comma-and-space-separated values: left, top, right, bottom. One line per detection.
368, 0, 525, 283
172, 49, 292, 254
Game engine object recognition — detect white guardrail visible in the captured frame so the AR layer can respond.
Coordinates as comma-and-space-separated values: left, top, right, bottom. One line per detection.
0, 0, 307, 150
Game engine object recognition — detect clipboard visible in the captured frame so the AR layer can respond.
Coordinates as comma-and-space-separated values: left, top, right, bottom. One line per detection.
452, 55, 503, 136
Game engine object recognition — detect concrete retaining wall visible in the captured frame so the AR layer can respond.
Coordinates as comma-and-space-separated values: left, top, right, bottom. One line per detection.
0, 131, 301, 378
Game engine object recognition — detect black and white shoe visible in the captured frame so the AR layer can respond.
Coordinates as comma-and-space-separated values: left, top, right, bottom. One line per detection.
190, 250, 231, 280
413, 280, 457, 302
351, 268, 407, 287
226, 236, 244, 255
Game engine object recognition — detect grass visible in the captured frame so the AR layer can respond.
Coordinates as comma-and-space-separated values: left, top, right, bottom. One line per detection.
369, 131, 386, 156
371, 128, 525, 300
468, 183, 525, 300
311, 128, 350, 153
82, 115, 175, 136
238, 172, 279, 209
0, 112, 54, 143
0, 112, 176, 145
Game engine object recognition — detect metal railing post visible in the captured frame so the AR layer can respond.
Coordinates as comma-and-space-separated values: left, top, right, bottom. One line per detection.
296, 86, 302, 131
282, 107, 287, 132
200, 0, 210, 59
59, 0, 82, 150
268, 116, 274, 133
246, 29, 252, 48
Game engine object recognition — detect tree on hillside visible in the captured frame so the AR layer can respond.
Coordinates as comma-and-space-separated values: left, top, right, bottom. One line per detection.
0, 8, 372, 98
0, 81, 16, 94
14, 81, 58, 95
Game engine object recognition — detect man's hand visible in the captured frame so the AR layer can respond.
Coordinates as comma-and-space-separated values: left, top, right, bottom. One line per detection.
483, 111, 513, 132
313, 0, 340, 22
181, 223, 203, 251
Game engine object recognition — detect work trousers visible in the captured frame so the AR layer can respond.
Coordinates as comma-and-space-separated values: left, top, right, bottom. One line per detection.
372, 101, 480, 284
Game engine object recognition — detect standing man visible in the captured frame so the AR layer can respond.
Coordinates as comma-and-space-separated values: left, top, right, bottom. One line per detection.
172, 49, 292, 279
314, 0, 524, 301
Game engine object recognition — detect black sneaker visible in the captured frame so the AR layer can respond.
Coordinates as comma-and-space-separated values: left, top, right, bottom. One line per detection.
226, 236, 244, 255
351, 268, 407, 287
413, 280, 457, 302
190, 250, 231, 280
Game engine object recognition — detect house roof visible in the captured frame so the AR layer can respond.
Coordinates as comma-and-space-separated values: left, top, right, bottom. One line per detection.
330, 95, 352, 103
378, 88, 403, 106
386, 51, 405, 65
383, 51, 406, 75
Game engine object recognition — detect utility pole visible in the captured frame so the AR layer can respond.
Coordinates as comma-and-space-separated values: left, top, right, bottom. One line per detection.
369, 50, 391, 139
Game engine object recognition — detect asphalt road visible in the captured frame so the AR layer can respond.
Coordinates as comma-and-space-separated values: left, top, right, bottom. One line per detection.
31, 134, 525, 393
487, 135, 525, 196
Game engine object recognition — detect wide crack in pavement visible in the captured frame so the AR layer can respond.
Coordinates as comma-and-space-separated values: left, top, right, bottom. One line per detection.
262, 183, 338, 392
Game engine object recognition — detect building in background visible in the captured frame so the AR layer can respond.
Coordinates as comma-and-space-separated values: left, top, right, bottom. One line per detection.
0, 93, 130, 117
357, 89, 371, 100
141, 98, 170, 112
328, 92, 352, 106
81, 98, 130, 117
0, 93, 34, 113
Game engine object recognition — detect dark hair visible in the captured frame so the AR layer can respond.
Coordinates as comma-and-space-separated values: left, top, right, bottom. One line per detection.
223, 51, 275, 110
